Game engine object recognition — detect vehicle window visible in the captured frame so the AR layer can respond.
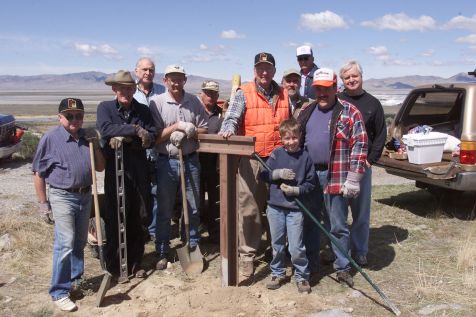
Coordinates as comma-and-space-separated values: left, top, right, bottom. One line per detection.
409, 91, 462, 116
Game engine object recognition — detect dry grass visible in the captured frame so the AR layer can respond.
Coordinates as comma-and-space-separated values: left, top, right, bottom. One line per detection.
457, 228, 476, 288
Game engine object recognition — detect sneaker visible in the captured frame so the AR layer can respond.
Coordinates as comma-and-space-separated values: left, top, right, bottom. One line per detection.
240, 260, 254, 278
296, 280, 311, 293
266, 276, 285, 290
156, 257, 168, 270
53, 296, 77, 312
336, 271, 354, 287
354, 255, 368, 267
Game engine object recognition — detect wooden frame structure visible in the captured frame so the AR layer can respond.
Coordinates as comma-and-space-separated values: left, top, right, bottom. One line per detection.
197, 134, 255, 286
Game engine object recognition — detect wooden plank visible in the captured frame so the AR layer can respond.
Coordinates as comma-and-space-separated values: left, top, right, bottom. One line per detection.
198, 134, 255, 156
219, 153, 239, 286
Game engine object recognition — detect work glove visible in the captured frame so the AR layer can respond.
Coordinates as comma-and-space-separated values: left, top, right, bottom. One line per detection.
271, 168, 296, 181
280, 183, 300, 197
177, 121, 197, 138
341, 171, 362, 198
37, 201, 54, 225
170, 131, 186, 148
135, 125, 152, 148
83, 127, 101, 149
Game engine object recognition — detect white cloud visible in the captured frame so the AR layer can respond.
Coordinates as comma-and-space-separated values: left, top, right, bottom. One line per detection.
221, 30, 245, 39
456, 34, 476, 44
443, 15, 476, 32
199, 44, 208, 50
368, 45, 389, 57
366, 45, 414, 66
137, 46, 153, 55
299, 11, 348, 32
361, 13, 436, 31
420, 49, 434, 57
73, 42, 121, 59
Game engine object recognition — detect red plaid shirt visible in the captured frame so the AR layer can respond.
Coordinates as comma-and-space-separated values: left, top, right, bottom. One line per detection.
326, 98, 368, 194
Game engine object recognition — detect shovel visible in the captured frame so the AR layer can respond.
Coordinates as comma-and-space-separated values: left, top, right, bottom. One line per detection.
89, 141, 112, 307
176, 148, 204, 275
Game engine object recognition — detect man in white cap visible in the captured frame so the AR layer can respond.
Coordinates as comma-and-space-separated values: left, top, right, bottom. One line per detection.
297, 68, 368, 287
281, 68, 311, 118
296, 45, 319, 100
149, 65, 208, 270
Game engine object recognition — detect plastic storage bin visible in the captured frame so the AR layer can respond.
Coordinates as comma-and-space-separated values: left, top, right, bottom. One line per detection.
402, 132, 448, 164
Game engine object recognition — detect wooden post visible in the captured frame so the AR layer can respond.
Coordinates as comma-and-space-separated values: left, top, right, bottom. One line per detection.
197, 134, 255, 286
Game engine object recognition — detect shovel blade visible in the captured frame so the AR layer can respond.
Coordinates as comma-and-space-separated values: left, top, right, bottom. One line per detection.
177, 244, 204, 276
96, 272, 112, 307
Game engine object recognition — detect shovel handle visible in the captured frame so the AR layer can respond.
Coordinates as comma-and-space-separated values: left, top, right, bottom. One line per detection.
89, 142, 104, 247
178, 148, 190, 243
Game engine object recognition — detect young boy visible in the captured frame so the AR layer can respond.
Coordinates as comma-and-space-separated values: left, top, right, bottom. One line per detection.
262, 118, 316, 293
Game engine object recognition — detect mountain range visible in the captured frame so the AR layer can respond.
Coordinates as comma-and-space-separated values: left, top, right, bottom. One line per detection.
0, 71, 475, 96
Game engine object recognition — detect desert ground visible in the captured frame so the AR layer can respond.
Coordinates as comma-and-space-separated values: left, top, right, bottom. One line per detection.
1, 95, 476, 316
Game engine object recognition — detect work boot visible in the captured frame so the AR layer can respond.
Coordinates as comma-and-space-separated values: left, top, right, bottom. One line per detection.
354, 255, 368, 267
336, 271, 354, 287
296, 280, 311, 293
240, 260, 254, 278
266, 276, 285, 290
156, 257, 168, 270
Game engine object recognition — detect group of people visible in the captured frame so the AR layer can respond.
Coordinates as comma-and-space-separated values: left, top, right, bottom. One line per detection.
32, 45, 386, 311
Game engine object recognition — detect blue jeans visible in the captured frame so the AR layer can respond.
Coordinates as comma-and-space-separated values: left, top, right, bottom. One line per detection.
267, 205, 309, 282
303, 169, 328, 272
350, 166, 372, 257
48, 187, 91, 300
329, 194, 351, 272
155, 153, 200, 256
148, 183, 158, 236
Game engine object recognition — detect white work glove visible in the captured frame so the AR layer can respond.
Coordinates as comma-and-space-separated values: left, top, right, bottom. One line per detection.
170, 131, 186, 147
135, 125, 152, 148
37, 201, 54, 224
280, 183, 300, 196
109, 136, 125, 149
177, 121, 197, 138
271, 168, 296, 181
341, 171, 362, 198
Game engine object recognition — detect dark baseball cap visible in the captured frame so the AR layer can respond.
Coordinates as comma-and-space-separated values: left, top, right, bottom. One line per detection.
254, 52, 275, 67
58, 98, 84, 113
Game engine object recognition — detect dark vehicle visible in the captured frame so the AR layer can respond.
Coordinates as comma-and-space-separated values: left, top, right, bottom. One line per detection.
0, 114, 24, 160
376, 73, 476, 193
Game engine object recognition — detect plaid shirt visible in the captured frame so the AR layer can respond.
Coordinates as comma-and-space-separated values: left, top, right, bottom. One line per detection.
326, 98, 368, 194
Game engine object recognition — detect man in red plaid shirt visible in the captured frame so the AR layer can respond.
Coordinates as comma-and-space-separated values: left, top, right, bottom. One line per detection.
297, 67, 367, 287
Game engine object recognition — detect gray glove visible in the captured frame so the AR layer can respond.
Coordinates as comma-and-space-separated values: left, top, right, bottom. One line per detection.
38, 201, 54, 224
109, 136, 125, 149
83, 127, 100, 149
170, 131, 186, 147
135, 125, 152, 148
271, 168, 296, 180
342, 171, 362, 198
177, 121, 197, 138
280, 183, 300, 196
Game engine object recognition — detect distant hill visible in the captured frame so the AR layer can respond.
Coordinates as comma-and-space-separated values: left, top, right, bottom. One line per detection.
1, 71, 476, 94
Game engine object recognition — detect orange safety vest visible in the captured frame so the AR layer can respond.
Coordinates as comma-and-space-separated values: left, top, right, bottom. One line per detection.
241, 82, 289, 157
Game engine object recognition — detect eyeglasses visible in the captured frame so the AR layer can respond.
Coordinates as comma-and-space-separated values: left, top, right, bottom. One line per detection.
297, 56, 310, 61
63, 113, 84, 121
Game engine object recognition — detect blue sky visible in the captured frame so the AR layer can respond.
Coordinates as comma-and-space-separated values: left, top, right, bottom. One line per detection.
1, 0, 475, 81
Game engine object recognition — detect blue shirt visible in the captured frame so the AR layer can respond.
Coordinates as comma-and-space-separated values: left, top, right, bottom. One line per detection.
32, 125, 92, 189
300, 64, 319, 100
133, 82, 166, 107
305, 105, 333, 165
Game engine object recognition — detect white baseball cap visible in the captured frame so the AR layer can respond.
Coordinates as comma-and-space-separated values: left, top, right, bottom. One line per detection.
296, 45, 313, 57
312, 68, 337, 87
164, 64, 186, 75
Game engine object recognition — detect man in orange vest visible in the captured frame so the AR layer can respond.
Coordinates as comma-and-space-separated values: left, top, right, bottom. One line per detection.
219, 52, 290, 279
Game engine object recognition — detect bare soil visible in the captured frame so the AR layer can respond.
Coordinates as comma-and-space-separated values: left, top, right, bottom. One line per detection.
1, 159, 475, 317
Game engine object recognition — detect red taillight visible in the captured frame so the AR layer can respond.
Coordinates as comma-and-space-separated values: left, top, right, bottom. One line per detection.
460, 141, 476, 165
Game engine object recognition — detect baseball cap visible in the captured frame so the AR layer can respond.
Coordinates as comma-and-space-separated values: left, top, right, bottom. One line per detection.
164, 64, 186, 75
201, 80, 219, 92
296, 45, 313, 57
312, 68, 337, 87
58, 98, 84, 113
254, 52, 275, 67
282, 69, 301, 79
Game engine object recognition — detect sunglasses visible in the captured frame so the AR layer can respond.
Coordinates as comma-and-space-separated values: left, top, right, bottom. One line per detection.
63, 113, 84, 121
298, 56, 310, 61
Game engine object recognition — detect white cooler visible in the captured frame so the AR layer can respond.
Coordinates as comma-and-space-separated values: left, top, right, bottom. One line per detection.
402, 132, 448, 164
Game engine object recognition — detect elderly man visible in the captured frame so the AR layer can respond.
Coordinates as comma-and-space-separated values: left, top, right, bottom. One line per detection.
338, 61, 386, 267
296, 45, 319, 100
149, 65, 208, 270
133, 57, 166, 241
297, 68, 367, 287
219, 52, 290, 278
96, 70, 156, 279
198, 80, 222, 244
281, 68, 311, 118
32, 98, 105, 312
